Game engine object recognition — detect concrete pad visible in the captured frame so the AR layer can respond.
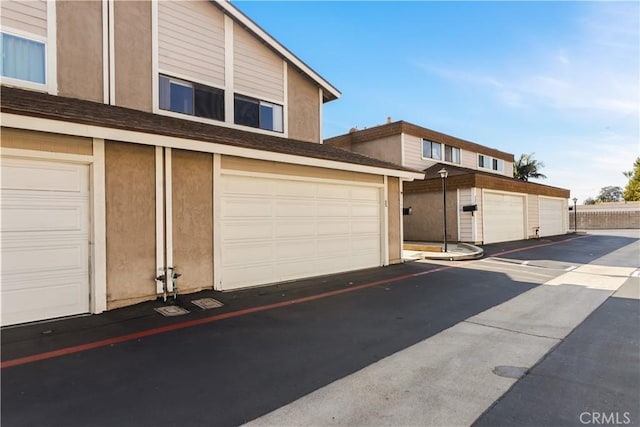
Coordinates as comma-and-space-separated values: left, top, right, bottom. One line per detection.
245, 322, 558, 427
572, 264, 636, 278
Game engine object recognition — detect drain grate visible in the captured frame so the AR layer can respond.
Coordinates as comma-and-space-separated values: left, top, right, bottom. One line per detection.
154, 305, 190, 317
191, 298, 224, 310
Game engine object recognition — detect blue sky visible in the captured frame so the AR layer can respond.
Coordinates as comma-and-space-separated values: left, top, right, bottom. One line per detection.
233, 1, 639, 203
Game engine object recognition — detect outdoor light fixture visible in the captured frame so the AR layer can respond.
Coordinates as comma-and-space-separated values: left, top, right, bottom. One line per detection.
438, 168, 448, 252
572, 197, 578, 233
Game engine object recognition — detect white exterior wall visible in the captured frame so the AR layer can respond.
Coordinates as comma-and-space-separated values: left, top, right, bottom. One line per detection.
234, 25, 284, 103
158, 1, 226, 87
475, 188, 483, 243
1, 0, 47, 37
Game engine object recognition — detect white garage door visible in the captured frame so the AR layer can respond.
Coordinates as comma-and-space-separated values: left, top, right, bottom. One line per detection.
220, 174, 381, 290
540, 197, 565, 237
1, 158, 90, 326
483, 192, 525, 244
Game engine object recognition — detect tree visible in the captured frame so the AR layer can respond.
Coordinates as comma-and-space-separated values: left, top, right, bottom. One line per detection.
513, 153, 547, 182
584, 197, 596, 205
597, 186, 623, 203
623, 157, 640, 201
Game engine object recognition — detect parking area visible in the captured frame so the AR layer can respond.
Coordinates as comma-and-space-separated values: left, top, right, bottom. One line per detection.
2, 231, 638, 426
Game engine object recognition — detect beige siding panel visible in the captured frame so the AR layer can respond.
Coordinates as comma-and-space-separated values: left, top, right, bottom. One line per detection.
458, 188, 473, 242
221, 156, 382, 184
105, 141, 156, 306
528, 194, 540, 237
461, 149, 477, 170
402, 134, 439, 171
503, 161, 514, 177
234, 25, 284, 103
388, 177, 401, 264
172, 150, 213, 293
1, 0, 47, 37
1, 128, 93, 155
158, 1, 225, 86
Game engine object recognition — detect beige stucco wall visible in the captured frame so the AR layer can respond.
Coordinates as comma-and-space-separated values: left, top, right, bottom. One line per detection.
56, 1, 103, 102
221, 156, 383, 184
353, 135, 402, 166
105, 141, 156, 309
1, 128, 93, 155
114, 0, 152, 112
287, 67, 320, 143
387, 177, 402, 263
403, 190, 458, 242
172, 149, 214, 293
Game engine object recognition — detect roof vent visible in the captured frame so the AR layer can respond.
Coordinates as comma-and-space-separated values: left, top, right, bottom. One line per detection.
386, 116, 392, 124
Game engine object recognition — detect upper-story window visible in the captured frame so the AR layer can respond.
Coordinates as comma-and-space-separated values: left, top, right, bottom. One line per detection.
159, 75, 225, 121
444, 145, 461, 164
1, 32, 46, 86
234, 94, 283, 133
423, 139, 460, 164
479, 154, 504, 172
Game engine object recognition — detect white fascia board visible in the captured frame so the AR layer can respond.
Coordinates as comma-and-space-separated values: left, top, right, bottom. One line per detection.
1, 113, 424, 180
218, 0, 341, 101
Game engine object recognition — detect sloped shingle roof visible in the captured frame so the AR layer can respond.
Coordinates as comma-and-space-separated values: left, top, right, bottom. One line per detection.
0, 86, 422, 176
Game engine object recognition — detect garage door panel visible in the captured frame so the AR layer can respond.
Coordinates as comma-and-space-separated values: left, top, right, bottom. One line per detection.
540, 198, 565, 236
484, 192, 525, 244
222, 242, 273, 266
222, 220, 273, 240
316, 201, 350, 217
221, 198, 272, 218
317, 221, 350, 236
275, 180, 315, 198
274, 221, 316, 238
274, 199, 315, 217
351, 203, 379, 217
1, 160, 87, 192
220, 174, 381, 290
317, 184, 350, 200
2, 241, 87, 277
1, 159, 90, 326
351, 220, 379, 234
2, 276, 88, 324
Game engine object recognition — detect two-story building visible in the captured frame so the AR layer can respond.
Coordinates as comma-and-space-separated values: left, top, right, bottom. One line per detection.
0, 0, 423, 326
326, 121, 570, 245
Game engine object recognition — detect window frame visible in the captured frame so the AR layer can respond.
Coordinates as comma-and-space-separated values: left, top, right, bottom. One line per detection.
422, 139, 443, 161
0, 29, 48, 92
234, 93, 284, 133
159, 74, 225, 122
478, 154, 504, 172
444, 145, 461, 164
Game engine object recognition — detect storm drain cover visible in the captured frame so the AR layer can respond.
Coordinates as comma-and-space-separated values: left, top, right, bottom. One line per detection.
154, 305, 190, 317
493, 365, 528, 379
191, 298, 224, 310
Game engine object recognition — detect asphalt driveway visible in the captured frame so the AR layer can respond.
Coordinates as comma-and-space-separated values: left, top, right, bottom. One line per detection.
2, 231, 638, 426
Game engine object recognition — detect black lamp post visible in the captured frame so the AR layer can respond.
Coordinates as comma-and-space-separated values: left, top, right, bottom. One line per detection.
438, 168, 448, 252
572, 197, 578, 233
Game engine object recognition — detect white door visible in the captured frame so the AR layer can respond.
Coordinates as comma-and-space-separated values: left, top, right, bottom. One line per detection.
219, 174, 381, 290
1, 158, 90, 326
483, 192, 525, 244
539, 197, 565, 237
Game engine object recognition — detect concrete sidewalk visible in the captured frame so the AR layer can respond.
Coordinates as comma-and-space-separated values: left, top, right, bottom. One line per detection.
404, 241, 484, 261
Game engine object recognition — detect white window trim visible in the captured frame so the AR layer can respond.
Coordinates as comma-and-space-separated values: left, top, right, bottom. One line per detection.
0, 28, 50, 92
159, 69, 226, 92
478, 153, 505, 173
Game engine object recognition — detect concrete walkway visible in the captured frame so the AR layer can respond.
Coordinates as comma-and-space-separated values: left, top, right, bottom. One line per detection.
403, 241, 484, 261
245, 263, 635, 426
